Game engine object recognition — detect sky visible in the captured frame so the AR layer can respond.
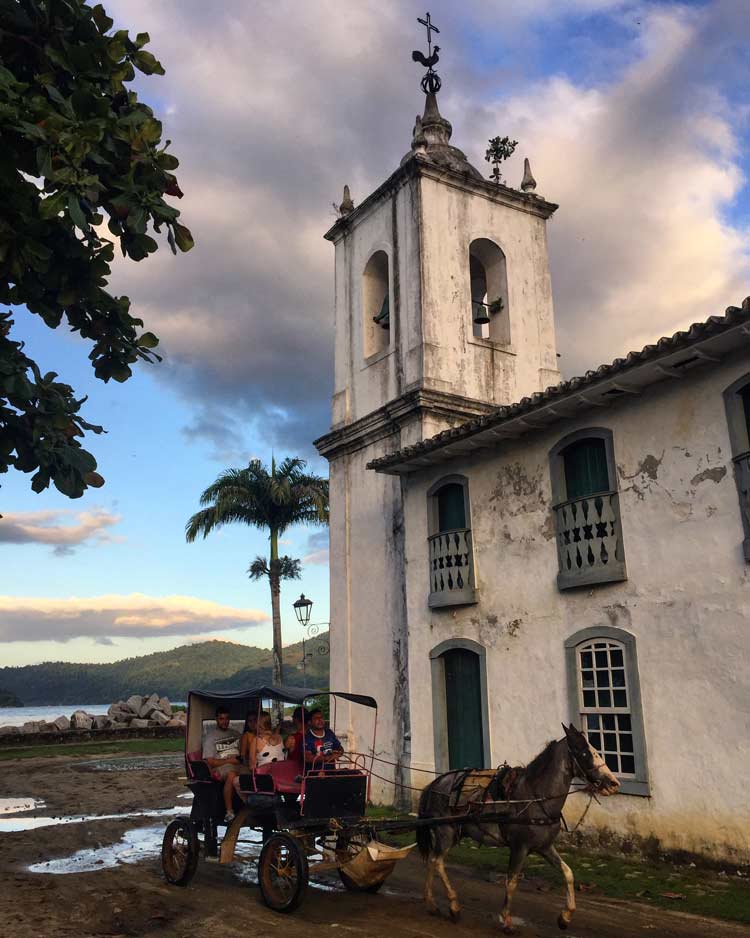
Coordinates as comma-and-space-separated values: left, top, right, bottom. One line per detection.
2, 0, 749, 668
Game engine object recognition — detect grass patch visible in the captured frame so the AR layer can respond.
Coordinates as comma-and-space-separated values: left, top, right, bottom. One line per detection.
0, 737, 184, 761
366, 806, 750, 923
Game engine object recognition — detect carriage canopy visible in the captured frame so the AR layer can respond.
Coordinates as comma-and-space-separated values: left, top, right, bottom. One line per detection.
185, 684, 377, 753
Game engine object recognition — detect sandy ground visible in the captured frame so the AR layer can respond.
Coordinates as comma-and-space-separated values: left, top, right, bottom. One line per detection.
0, 752, 746, 938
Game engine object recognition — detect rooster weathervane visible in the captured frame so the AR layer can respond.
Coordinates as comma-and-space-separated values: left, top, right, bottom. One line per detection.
412, 11, 441, 94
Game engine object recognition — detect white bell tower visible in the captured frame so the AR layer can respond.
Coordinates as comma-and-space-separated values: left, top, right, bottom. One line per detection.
321, 91, 560, 448
315, 78, 560, 801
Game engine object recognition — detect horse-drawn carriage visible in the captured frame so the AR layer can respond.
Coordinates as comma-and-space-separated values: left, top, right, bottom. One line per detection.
162, 682, 620, 929
161, 684, 412, 911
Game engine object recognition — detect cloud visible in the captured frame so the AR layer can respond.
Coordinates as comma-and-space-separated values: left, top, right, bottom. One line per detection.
0, 509, 122, 553
0, 594, 269, 642
100, 0, 748, 448
456, 2, 750, 376
303, 529, 329, 566
181, 409, 252, 464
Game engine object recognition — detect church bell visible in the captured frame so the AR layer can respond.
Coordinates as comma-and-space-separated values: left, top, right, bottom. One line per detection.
472, 301, 491, 326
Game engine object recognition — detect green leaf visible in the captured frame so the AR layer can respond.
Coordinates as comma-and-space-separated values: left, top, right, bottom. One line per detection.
133, 50, 165, 76
138, 331, 159, 349
67, 193, 88, 230
36, 147, 53, 178
135, 32, 151, 49
31, 470, 51, 493
173, 222, 194, 252
44, 84, 67, 106
91, 4, 114, 32
110, 362, 132, 382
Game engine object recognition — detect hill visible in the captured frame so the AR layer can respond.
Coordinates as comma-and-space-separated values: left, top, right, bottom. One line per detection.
0, 687, 22, 707
0, 635, 329, 705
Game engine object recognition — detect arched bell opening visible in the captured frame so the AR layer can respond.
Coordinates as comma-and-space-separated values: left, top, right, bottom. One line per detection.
362, 250, 390, 359
469, 238, 509, 344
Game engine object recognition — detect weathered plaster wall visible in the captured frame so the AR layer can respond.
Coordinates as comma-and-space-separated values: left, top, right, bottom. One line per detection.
394, 355, 750, 862
418, 175, 560, 405
331, 178, 421, 428
327, 438, 409, 788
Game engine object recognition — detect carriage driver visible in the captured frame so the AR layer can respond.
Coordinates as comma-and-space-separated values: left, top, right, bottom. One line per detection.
304, 707, 343, 770
202, 705, 242, 824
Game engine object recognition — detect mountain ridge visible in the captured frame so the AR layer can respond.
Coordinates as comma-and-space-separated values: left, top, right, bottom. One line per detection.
0, 635, 329, 705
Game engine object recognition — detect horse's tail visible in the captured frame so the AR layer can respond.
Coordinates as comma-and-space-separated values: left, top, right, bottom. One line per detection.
416, 779, 438, 861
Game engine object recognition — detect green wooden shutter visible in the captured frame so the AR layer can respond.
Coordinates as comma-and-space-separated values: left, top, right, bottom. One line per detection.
437, 483, 466, 532
740, 385, 750, 449
563, 438, 610, 500
443, 649, 484, 769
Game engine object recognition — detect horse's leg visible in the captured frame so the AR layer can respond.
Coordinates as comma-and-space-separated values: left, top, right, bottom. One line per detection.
500, 842, 529, 935
423, 852, 439, 914
435, 854, 461, 921
538, 845, 576, 930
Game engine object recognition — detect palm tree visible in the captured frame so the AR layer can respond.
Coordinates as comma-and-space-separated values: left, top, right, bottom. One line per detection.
185, 457, 329, 688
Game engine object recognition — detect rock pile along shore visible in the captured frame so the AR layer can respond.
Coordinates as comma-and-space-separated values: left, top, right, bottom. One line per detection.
0, 693, 187, 736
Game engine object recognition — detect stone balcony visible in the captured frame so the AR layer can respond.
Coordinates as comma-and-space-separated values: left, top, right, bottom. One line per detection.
554, 491, 627, 590
428, 528, 477, 608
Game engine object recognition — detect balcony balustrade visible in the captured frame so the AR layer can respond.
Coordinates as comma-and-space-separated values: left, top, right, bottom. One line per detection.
428, 528, 477, 608
554, 491, 627, 589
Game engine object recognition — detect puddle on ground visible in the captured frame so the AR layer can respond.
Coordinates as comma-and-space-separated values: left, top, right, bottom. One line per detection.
0, 797, 45, 815
74, 753, 183, 773
27, 819, 348, 892
2, 805, 185, 833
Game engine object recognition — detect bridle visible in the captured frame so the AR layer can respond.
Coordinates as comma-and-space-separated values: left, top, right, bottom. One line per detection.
565, 736, 609, 792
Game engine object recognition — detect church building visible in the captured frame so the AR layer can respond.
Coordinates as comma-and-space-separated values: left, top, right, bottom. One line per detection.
314, 74, 750, 862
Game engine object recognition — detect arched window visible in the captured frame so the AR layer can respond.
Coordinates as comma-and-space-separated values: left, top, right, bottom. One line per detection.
362, 250, 390, 359
427, 475, 477, 608
549, 428, 626, 590
430, 639, 490, 772
468, 238, 509, 344
723, 374, 750, 561
565, 627, 649, 795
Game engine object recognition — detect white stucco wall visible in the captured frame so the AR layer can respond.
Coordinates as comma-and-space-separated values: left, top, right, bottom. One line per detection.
418, 173, 560, 405
325, 165, 567, 790
328, 167, 561, 432
395, 354, 750, 862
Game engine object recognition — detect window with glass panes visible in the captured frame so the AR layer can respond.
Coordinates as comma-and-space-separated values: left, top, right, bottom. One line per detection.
576, 639, 635, 776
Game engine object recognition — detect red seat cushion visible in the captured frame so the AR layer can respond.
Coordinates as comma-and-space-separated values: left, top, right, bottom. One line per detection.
256, 760, 301, 794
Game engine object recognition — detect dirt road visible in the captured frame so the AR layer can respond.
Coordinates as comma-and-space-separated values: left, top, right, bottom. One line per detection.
0, 753, 745, 938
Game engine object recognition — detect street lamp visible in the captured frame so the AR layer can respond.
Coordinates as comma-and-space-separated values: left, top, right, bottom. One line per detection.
293, 593, 313, 627
293, 594, 314, 679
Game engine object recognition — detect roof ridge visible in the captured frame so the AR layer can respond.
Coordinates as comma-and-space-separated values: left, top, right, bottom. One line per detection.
367, 299, 750, 473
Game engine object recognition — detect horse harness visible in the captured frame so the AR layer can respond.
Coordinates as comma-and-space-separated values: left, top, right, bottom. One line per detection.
445, 764, 563, 835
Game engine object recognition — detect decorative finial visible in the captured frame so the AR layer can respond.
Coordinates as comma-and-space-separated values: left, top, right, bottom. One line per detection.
339, 185, 354, 216
485, 135, 518, 185
521, 158, 537, 193
412, 11, 441, 95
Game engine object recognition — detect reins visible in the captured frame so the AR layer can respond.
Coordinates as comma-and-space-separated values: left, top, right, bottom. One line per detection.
353, 741, 602, 831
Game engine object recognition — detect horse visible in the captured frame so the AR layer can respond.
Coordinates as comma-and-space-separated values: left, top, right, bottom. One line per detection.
416, 723, 620, 934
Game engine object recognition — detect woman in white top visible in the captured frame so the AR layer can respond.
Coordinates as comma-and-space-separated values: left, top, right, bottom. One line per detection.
250, 713, 286, 766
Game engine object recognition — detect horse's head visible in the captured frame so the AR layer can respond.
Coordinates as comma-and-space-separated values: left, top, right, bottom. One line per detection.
561, 723, 620, 796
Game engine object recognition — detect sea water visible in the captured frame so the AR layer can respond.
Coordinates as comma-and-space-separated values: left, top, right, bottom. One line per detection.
0, 704, 109, 726
0, 703, 186, 726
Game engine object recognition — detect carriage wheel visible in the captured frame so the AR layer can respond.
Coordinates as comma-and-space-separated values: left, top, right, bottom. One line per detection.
162, 817, 199, 886
258, 833, 309, 912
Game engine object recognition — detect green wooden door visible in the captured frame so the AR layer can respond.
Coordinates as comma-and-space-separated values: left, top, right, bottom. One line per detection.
443, 648, 485, 769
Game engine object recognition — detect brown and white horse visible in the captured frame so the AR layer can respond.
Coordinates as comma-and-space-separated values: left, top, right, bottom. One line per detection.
416, 724, 619, 933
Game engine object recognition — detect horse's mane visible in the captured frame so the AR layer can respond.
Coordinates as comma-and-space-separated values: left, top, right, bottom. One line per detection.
523, 738, 562, 781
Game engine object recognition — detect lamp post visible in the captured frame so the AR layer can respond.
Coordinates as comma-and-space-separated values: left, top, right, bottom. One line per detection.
293, 594, 314, 678
292, 594, 329, 680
